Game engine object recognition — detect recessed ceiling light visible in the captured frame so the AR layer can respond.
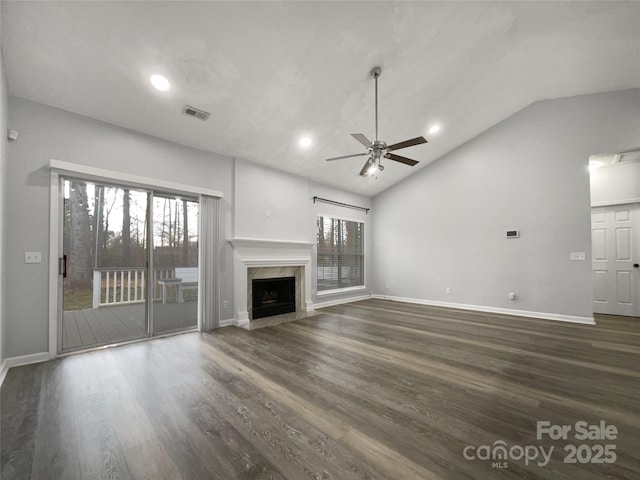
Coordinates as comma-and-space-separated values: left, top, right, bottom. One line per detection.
150, 74, 171, 91
429, 124, 441, 134
299, 136, 312, 148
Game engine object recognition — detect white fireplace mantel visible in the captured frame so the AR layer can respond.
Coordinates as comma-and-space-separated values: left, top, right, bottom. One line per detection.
228, 237, 315, 327
229, 237, 315, 249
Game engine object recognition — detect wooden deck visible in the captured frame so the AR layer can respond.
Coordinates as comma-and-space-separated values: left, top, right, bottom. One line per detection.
62, 301, 197, 350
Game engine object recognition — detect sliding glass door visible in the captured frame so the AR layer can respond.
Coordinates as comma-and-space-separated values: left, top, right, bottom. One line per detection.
152, 194, 199, 334
62, 180, 149, 350
59, 177, 199, 353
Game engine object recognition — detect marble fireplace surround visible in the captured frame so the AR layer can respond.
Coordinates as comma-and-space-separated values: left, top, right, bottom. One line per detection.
229, 238, 315, 328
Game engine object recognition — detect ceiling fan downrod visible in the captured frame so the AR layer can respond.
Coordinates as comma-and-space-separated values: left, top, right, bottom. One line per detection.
371, 66, 381, 142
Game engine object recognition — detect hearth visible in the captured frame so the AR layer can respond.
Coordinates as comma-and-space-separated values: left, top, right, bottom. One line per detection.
252, 276, 296, 319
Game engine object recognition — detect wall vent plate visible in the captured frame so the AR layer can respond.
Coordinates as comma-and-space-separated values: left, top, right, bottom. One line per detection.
506, 230, 519, 238
182, 105, 210, 121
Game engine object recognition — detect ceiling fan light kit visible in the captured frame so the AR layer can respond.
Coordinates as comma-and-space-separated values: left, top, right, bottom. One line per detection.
325, 66, 428, 177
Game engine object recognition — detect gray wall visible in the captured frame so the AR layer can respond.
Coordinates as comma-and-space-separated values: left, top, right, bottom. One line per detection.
0, 18, 8, 364
6, 97, 235, 358
5, 97, 371, 358
7, 86, 638, 358
372, 89, 640, 319
233, 159, 373, 305
234, 159, 311, 242
590, 161, 640, 206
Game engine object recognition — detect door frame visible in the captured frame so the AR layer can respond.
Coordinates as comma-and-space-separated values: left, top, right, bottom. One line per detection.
48, 160, 223, 358
591, 201, 640, 317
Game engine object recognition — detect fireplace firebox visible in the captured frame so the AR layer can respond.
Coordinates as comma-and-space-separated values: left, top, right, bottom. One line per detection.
252, 276, 296, 319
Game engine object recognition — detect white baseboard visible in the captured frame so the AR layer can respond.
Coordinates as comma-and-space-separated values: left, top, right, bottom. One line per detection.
0, 359, 8, 388
218, 318, 236, 327
372, 294, 595, 325
314, 294, 372, 309
0, 352, 51, 388
5, 352, 51, 368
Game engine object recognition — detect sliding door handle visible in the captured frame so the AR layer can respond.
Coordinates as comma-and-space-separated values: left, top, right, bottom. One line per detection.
60, 255, 68, 278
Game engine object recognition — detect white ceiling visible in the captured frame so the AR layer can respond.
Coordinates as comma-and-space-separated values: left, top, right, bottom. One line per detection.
2, 1, 639, 196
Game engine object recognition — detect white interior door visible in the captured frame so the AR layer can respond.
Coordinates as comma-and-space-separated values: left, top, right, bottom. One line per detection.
592, 203, 640, 316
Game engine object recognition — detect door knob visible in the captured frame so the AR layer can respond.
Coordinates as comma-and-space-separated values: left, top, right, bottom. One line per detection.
634, 263, 639, 268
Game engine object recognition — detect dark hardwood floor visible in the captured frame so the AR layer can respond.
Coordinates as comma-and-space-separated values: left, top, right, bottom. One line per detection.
2, 298, 639, 479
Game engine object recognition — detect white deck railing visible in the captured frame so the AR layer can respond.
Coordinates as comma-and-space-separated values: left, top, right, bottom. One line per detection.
92, 268, 173, 308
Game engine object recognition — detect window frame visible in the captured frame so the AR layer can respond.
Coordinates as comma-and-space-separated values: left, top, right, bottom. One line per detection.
316, 214, 366, 296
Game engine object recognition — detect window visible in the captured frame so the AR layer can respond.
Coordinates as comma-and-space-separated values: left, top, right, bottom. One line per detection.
317, 216, 364, 292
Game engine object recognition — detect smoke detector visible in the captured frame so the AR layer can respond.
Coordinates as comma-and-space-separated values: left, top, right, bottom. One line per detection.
182, 105, 210, 121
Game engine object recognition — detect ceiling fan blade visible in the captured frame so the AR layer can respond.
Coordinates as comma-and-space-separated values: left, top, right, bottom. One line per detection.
359, 158, 373, 176
387, 136, 428, 152
351, 133, 371, 147
325, 152, 368, 162
384, 153, 419, 166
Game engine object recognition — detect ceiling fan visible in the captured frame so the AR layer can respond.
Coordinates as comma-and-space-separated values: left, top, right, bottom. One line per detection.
326, 66, 428, 176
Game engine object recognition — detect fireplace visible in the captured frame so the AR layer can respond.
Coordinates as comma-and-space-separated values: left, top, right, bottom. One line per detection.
229, 238, 314, 327
252, 276, 296, 319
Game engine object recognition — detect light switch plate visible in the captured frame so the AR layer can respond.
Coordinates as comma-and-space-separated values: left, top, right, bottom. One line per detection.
570, 252, 586, 261
25, 252, 42, 263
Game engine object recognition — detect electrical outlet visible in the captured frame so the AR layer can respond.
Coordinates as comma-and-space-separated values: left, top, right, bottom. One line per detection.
509, 292, 516, 300
223, 300, 229, 308
25, 252, 42, 264
445, 287, 451, 295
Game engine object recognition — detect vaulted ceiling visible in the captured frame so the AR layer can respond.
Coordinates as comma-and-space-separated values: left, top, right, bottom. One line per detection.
2, 1, 639, 195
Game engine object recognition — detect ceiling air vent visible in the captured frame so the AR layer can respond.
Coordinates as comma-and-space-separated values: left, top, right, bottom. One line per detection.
182, 105, 210, 121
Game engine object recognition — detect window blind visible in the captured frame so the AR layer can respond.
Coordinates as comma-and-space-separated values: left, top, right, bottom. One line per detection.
317, 216, 364, 291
